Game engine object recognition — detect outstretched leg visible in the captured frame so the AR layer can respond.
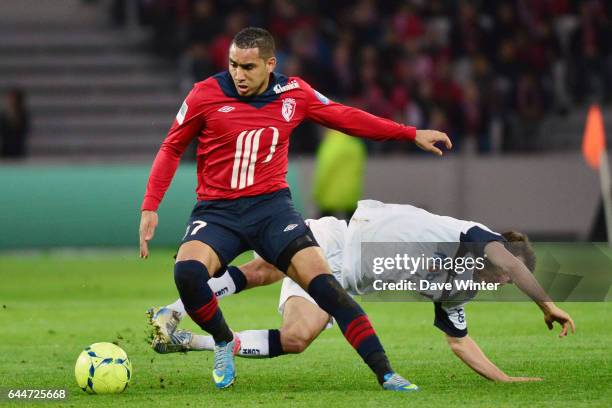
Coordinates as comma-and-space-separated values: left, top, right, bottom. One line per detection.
171, 291, 330, 357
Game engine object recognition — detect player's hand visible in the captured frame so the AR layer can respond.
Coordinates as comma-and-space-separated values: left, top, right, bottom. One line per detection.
543, 305, 576, 337
415, 130, 452, 156
139, 210, 158, 259
505, 376, 544, 382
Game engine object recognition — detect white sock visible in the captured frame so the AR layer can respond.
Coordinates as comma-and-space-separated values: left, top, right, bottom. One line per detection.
164, 270, 237, 320
235, 330, 269, 358
166, 298, 187, 319
189, 330, 270, 357
207, 271, 237, 299
189, 334, 215, 351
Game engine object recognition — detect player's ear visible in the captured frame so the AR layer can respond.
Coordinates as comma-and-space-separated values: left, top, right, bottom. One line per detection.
266, 57, 277, 73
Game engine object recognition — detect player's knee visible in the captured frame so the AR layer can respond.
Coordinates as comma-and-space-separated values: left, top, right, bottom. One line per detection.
174, 260, 208, 292
280, 327, 314, 354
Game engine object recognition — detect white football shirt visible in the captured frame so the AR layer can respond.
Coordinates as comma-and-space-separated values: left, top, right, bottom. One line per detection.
341, 200, 503, 296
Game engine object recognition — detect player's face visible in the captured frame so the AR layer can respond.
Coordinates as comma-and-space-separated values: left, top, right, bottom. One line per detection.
229, 44, 276, 97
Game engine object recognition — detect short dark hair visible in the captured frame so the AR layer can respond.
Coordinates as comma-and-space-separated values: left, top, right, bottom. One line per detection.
502, 231, 536, 273
232, 27, 275, 59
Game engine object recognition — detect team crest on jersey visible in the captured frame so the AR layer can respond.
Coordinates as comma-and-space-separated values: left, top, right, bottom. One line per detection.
281, 98, 296, 122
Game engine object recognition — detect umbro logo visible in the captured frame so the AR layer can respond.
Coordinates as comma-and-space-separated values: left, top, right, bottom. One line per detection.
218, 106, 235, 112
283, 224, 298, 232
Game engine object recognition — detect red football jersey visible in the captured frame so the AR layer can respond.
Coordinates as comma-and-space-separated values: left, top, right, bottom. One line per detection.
142, 72, 416, 211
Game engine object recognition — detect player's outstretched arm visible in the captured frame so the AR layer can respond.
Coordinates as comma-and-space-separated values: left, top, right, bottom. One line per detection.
139, 210, 158, 258
484, 242, 576, 337
446, 335, 542, 382
239, 257, 285, 289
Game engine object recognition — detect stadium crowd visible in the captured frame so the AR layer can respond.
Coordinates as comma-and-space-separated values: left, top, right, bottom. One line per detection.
113, 0, 612, 154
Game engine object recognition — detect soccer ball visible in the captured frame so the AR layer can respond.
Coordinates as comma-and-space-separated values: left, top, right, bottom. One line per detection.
74, 342, 132, 394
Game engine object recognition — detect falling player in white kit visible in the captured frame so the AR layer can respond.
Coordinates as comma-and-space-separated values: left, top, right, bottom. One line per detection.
148, 200, 575, 383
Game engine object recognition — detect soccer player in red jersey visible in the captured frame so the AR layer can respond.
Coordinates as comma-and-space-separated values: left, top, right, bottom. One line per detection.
139, 27, 452, 391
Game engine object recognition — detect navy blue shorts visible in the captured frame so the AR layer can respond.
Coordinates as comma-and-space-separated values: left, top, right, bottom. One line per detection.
181, 188, 316, 272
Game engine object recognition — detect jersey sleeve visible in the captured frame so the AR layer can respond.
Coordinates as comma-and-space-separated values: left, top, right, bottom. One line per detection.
433, 302, 468, 337
459, 224, 506, 257
299, 79, 416, 141
141, 86, 206, 211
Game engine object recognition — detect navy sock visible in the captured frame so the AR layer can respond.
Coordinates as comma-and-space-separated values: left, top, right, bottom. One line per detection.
227, 265, 247, 294
174, 260, 233, 343
268, 329, 285, 358
308, 274, 392, 384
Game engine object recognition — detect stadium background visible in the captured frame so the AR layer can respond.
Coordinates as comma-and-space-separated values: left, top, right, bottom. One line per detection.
1, 2, 611, 407
0, 0, 609, 248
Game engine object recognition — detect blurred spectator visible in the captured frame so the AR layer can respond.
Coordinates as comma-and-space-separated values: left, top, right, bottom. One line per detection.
109, 0, 127, 27
392, 4, 425, 43
450, 1, 485, 59
461, 81, 490, 153
210, 11, 247, 70
570, 0, 612, 103
179, 43, 216, 92
348, 0, 381, 46
0, 88, 30, 159
510, 72, 545, 151
146, 0, 190, 57
325, 41, 354, 97
188, 0, 222, 45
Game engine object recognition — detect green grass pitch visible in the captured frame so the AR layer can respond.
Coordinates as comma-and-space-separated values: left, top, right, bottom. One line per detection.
0, 249, 610, 407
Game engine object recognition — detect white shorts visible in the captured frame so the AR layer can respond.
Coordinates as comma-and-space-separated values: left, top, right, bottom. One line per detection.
277, 277, 334, 329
